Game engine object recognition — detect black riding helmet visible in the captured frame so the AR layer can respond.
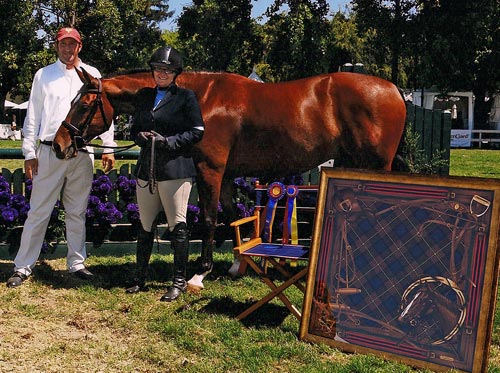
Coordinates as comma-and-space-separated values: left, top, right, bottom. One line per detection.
149, 46, 183, 74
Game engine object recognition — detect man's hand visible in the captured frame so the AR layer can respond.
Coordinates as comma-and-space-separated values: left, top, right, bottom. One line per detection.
25, 158, 38, 180
102, 153, 115, 173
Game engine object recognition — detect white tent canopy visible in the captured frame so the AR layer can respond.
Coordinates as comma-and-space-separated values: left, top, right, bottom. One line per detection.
13, 101, 28, 110
4, 99, 17, 108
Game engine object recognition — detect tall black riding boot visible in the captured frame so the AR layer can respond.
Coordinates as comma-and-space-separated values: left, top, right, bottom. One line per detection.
126, 226, 154, 293
160, 222, 189, 302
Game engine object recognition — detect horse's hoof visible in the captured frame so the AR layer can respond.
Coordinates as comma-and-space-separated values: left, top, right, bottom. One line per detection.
187, 274, 205, 291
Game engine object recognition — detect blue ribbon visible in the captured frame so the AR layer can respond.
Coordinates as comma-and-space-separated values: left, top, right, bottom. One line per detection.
284, 185, 299, 244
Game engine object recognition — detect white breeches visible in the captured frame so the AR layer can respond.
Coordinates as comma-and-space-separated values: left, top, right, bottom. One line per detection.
136, 178, 192, 233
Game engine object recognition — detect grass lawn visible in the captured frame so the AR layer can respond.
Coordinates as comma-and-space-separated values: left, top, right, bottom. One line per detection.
2, 140, 500, 372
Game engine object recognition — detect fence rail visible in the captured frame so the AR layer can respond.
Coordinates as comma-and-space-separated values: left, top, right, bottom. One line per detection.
471, 130, 500, 148
0, 148, 140, 160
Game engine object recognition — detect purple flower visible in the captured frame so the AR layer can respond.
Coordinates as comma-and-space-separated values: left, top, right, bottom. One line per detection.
88, 195, 101, 206
103, 202, 123, 221
234, 177, 254, 194
126, 203, 140, 224
126, 203, 139, 213
87, 200, 122, 226
0, 187, 30, 228
114, 176, 136, 202
91, 175, 113, 198
187, 204, 200, 224
2, 207, 18, 222
98, 182, 112, 195
0, 177, 10, 193
24, 178, 32, 193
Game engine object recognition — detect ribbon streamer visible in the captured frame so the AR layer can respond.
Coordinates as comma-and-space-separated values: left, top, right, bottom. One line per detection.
261, 182, 286, 242
283, 185, 299, 244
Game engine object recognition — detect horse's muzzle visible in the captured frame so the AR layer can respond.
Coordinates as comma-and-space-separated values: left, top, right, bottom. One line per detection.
52, 142, 77, 160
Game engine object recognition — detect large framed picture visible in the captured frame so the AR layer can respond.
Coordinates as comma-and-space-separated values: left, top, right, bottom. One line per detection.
300, 168, 500, 373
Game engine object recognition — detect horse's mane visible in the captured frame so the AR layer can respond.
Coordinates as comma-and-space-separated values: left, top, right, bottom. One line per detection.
104, 68, 150, 78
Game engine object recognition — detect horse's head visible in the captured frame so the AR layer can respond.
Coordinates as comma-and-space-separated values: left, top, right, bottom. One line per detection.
398, 278, 466, 345
53, 67, 114, 159
398, 291, 433, 327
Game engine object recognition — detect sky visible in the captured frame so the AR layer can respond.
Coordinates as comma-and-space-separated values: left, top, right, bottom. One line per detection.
161, 0, 351, 30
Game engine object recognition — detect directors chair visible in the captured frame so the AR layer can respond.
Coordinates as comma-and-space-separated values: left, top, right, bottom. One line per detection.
230, 181, 317, 321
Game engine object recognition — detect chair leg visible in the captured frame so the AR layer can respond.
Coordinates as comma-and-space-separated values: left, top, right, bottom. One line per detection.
236, 260, 308, 321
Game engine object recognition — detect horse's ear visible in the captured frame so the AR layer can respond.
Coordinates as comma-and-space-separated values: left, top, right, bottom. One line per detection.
75, 67, 86, 84
77, 67, 94, 85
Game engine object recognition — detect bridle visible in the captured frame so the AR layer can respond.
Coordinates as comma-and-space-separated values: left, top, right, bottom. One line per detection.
60, 77, 136, 155
62, 78, 110, 151
400, 276, 466, 345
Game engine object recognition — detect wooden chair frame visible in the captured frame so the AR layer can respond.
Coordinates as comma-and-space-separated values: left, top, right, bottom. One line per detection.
231, 182, 317, 321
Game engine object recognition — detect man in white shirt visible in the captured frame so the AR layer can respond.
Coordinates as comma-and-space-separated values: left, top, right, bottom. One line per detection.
7, 27, 116, 287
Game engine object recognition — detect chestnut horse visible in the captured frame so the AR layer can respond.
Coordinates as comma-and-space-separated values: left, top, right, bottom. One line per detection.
53, 68, 406, 289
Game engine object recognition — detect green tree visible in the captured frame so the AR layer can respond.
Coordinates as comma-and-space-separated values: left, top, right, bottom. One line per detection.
327, 11, 370, 73
352, 0, 418, 85
31, 0, 172, 73
176, 0, 261, 73
262, 0, 331, 81
407, 0, 499, 126
0, 0, 44, 117
409, 0, 497, 91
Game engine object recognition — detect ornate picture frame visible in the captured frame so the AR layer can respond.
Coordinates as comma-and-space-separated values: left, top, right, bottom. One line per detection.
300, 168, 500, 373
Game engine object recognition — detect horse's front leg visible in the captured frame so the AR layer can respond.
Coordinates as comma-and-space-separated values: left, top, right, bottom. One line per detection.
187, 172, 222, 291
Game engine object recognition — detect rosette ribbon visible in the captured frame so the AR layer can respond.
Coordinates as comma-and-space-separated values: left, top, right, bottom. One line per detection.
261, 182, 286, 242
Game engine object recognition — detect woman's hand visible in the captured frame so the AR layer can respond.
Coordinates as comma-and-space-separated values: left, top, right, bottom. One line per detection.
150, 131, 170, 149
135, 131, 152, 146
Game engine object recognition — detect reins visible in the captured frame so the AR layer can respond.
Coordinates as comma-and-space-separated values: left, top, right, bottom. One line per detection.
79, 142, 137, 155
136, 136, 157, 194
62, 76, 138, 155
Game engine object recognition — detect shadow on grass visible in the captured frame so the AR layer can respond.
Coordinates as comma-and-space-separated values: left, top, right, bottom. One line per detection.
0, 256, 292, 327
1, 258, 238, 291
194, 295, 290, 327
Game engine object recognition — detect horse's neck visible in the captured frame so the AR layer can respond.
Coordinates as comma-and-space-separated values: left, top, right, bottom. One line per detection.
106, 72, 155, 115
105, 71, 246, 115
178, 71, 248, 94
430, 290, 460, 322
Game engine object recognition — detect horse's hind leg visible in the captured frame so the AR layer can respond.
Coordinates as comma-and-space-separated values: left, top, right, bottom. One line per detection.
217, 178, 245, 277
187, 171, 222, 290
216, 178, 237, 247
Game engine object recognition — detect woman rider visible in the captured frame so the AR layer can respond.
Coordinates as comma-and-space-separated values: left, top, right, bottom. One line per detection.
126, 46, 204, 301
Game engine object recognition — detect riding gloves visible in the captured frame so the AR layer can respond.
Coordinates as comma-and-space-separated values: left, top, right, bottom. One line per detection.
135, 131, 151, 147
135, 131, 171, 150
150, 131, 171, 150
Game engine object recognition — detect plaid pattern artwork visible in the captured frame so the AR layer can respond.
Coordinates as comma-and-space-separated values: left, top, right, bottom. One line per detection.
309, 179, 494, 372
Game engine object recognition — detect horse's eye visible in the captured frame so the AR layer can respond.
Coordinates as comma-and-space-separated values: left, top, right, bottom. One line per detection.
80, 104, 89, 110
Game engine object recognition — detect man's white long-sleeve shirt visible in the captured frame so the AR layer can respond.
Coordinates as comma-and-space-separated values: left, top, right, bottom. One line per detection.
22, 59, 115, 160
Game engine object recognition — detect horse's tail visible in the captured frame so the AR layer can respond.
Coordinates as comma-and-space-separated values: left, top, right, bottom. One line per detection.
391, 87, 409, 172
